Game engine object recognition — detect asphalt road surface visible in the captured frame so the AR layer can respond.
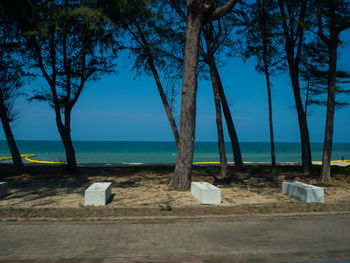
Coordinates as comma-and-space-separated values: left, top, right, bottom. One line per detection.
0, 215, 350, 262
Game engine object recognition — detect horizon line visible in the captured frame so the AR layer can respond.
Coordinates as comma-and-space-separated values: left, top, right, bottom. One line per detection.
1, 139, 350, 144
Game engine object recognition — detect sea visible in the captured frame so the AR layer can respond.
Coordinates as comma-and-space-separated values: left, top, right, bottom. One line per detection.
1, 140, 350, 164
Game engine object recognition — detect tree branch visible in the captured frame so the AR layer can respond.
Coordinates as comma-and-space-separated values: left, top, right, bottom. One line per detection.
210, 0, 239, 21
168, 0, 186, 21
30, 37, 52, 86
295, 0, 308, 73
125, 23, 145, 48
69, 44, 86, 110
316, 3, 329, 44
277, 0, 291, 45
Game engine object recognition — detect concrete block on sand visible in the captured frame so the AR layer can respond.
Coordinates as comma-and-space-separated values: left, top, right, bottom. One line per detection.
0, 182, 7, 198
282, 181, 324, 203
84, 182, 112, 206
191, 182, 221, 204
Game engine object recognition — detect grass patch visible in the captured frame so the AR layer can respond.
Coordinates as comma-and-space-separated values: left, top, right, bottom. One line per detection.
159, 203, 173, 211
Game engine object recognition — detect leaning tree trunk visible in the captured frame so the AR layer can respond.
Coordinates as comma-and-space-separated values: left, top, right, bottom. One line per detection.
169, 9, 203, 190
284, 37, 312, 174
304, 75, 311, 116
209, 58, 228, 179
134, 22, 180, 147
0, 94, 24, 174
212, 62, 244, 170
284, 46, 313, 173
148, 55, 179, 147
278, 0, 312, 173
321, 41, 338, 182
263, 61, 276, 173
289, 70, 313, 173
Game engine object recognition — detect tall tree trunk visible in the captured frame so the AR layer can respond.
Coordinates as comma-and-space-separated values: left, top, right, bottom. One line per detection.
169, 6, 203, 190
0, 93, 24, 173
208, 58, 228, 179
321, 41, 338, 182
148, 55, 179, 147
289, 67, 312, 173
278, 0, 312, 173
213, 63, 244, 170
304, 75, 311, 116
259, 0, 276, 172
56, 110, 76, 169
263, 61, 276, 172
133, 22, 179, 147
58, 125, 76, 170
201, 20, 243, 171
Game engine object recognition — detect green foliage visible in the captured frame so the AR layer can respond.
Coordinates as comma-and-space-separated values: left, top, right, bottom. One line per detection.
26, 0, 120, 113
159, 203, 172, 211
300, 0, 350, 112
102, 0, 184, 115
301, 40, 350, 110
236, 0, 285, 75
0, 1, 30, 122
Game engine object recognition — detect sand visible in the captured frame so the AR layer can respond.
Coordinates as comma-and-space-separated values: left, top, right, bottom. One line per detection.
0, 165, 350, 208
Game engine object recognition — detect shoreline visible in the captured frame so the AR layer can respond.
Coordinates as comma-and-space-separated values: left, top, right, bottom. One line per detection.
1, 161, 350, 167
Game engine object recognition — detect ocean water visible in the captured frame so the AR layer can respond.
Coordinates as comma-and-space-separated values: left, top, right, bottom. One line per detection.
0, 140, 350, 164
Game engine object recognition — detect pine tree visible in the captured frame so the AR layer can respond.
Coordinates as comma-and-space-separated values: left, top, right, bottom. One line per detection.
315, 0, 350, 182
169, 0, 239, 190
240, 0, 283, 172
0, 1, 31, 173
277, 0, 313, 173
111, 0, 184, 147
26, 0, 118, 169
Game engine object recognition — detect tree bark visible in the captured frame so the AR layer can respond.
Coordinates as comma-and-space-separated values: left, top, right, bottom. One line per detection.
208, 58, 228, 179
263, 58, 276, 172
54, 106, 76, 170
169, 3, 203, 190
278, 0, 312, 173
289, 65, 313, 173
147, 50, 180, 147
132, 22, 180, 147
201, 19, 243, 171
169, 0, 239, 189
0, 91, 24, 173
304, 75, 311, 116
213, 63, 244, 170
321, 37, 338, 182
57, 122, 76, 170
259, 0, 276, 172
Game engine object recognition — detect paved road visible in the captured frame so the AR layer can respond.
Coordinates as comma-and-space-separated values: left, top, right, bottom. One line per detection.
0, 215, 350, 262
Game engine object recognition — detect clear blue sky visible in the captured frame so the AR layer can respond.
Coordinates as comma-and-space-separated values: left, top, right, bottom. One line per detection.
2, 32, 350, 143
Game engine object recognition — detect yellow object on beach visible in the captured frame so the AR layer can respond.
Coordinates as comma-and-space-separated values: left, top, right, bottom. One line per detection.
193, 161, 220, 165
312, 160, 350, 164
0, 154, 65, 164
194, 160, 350, 165
1, 155, 350, 165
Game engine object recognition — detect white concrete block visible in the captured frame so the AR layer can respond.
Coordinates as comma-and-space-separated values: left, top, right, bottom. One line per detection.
0, 182, 7, 198
191, 182, 221, 204
282, 181, 324, 203
84, 182, 112, 206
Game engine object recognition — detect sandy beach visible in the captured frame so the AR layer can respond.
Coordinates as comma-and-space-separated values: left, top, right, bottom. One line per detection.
1, 164, 350, 208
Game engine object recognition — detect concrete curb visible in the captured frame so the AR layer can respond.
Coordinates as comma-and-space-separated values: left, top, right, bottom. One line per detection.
1, 210, 350, 222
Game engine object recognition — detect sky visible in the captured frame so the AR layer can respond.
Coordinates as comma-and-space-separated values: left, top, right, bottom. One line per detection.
2, 32, 350, 143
